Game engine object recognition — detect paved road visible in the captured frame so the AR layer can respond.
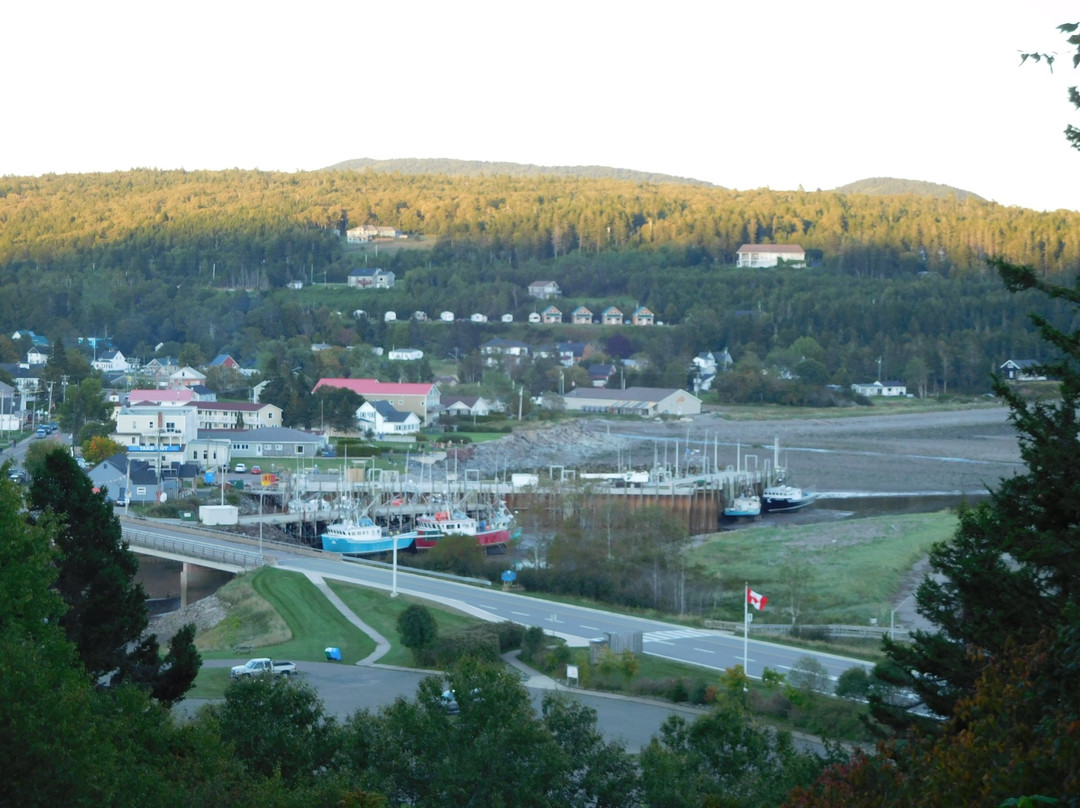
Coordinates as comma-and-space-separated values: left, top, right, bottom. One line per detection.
186, 659, 712, 752
126, 519, 873, 685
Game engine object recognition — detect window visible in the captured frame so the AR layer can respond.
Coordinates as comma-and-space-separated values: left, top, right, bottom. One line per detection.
296, 445, 304, 454
275, 444, 282, 451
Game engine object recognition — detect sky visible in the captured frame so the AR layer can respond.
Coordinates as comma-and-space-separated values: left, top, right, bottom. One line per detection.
5, 2, 1079, 212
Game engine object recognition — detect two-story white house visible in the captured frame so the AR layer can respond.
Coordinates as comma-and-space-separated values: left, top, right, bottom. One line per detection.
348, 268, 396, 289
92, 349, 131, 373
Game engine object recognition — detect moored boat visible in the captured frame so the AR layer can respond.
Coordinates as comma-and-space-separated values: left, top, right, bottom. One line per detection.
415, 500, 516, 549
761, 481, 818, 513
724, 489, 762, 519
321, 514, 416, 555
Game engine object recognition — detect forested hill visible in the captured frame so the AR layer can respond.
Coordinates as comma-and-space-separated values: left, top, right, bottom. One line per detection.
0, 167, 1078, 394
834, 177, 985, 203
326, 157, 712, 186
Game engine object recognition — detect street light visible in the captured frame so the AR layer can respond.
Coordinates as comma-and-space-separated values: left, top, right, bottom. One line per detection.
890, 593, 916, 641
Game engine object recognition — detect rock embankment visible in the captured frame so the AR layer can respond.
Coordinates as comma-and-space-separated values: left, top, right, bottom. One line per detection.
147, 595, 227, 646
458, 421, 635, 476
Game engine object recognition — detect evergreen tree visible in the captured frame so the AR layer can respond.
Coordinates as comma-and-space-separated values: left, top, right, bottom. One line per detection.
28, 447, 200, 700
872, 22, 1080, 733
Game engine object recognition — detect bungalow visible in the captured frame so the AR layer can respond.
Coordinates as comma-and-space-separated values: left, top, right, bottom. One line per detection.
631, 306, 655, 326
851, 380, 907, 397
440, 395, 492, 418
528, 280, 561, 299
601, 306, 624, 326
541, 305, 563, 324
1000, 359, 1047, 381
348, 268, 396, 289
571, 306, 594, 325
735, 244, 807, 268
358, 400, 421, 438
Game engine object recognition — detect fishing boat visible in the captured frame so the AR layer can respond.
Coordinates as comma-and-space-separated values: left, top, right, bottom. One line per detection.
320, 500, 417, 555
723, 488, 762, 519
761, 437, 817, 513
415, 500, 517, 549
761, 478, 818, 512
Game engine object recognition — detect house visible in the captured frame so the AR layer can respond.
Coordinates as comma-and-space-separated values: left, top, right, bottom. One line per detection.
144, 357, 180, 385
358, 400, 422, 438
528, 280, 561, 299
440, 395, 492, 418
346, 225, 402, 243
314, 378, 441, 426
207, 354, 240, 370
735, 244, 807, 268
92, 349, 130, 373
555, 341, 592, 366
347, 267, 396, 289
691, 349, 733, 392
188, 385, 218, 402
11, 330, 48, 347
1000, 359, 1047, 381
571, 306, 594, 325
168, 367, 208, 388
481, 338, 530, 367
542, 306, 563, 324
0, 363, 42, 397
388, 348, 424, 361
562, 386, 702, 417
601, 306, 624, 326
587, 364, 618, 388
26, 346, 49, 366
87, 455, 162, 504
631, 306, 655, 326
851, 380, 908, 397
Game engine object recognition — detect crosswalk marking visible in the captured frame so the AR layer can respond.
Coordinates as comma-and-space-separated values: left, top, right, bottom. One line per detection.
644, 628, 713, 643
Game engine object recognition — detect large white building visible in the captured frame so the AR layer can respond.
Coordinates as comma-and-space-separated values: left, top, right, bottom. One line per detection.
735, 244, 806, 268
561, 387, 702, 417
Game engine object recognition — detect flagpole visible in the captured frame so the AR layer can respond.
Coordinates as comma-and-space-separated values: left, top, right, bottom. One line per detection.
744, 580, 749, 677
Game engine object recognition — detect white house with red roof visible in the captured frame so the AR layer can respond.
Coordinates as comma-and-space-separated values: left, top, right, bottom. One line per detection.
313, 378, 441, 425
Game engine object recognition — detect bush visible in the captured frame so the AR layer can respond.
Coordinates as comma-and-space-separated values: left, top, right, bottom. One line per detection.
520, 626, 547, 663
490, 621, 524, 652
430, 625, 501, 666
786, 656, 831, 693
834, 666, 872, 700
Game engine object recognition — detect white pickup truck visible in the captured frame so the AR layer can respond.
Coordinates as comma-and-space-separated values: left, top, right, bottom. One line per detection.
229, 658, 297, 679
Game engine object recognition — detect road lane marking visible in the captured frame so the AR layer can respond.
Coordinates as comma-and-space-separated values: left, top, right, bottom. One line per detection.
580, 625, 601, 631
511, 611, 531, 616
692, 647, 714, 654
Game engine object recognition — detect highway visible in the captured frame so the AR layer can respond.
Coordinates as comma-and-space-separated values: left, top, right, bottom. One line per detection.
125, 519, 873, 685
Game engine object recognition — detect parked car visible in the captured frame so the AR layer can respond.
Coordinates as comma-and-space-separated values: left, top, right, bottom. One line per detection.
250, 465, 262, 474
232, 462, 247, 473
229, 658, 296, 678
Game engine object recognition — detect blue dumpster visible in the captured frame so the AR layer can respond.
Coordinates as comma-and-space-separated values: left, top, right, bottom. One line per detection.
324, 647, 342, 661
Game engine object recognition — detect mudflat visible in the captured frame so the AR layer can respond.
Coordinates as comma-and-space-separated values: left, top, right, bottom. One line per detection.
468, 405, 1023, 495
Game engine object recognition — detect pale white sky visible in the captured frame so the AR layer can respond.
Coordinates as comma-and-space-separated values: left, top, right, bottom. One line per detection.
5, 2, 1079, 211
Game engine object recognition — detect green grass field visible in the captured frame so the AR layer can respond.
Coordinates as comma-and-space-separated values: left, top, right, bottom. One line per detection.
691, 510, 957, 624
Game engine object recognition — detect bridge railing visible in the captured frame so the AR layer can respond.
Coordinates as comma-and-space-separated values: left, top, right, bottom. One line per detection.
123, 527, 264, 570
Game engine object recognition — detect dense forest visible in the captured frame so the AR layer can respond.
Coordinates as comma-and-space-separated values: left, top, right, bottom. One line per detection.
0, 166, 1077, 394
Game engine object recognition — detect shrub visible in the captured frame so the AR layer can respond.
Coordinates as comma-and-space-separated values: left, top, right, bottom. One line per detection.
520, 626, 547, 663
834, 666, 872, 700
430, 625, 501, 666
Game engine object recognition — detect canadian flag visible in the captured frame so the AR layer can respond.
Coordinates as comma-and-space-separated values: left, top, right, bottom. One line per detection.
747, 587, 768, 611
